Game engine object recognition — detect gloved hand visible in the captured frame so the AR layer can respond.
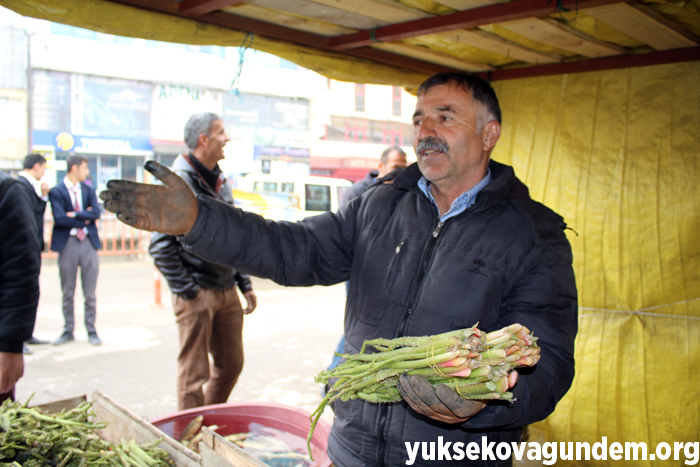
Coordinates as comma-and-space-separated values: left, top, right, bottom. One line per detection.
397, 374, 487, 424
100, 161, 197, 235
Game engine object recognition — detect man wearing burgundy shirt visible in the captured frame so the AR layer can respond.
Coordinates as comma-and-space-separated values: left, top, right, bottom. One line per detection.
49, 156, 102, 346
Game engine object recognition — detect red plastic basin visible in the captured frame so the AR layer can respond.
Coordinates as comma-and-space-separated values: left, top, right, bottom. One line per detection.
150, 402, 332, 467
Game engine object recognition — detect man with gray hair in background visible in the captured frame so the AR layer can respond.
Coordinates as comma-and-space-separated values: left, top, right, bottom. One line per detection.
149, 112, 258, 410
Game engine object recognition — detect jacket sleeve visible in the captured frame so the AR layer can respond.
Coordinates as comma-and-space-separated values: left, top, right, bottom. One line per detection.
235, 272, 253, 294
0, 181, 40, 353
75, 186, 101, 223
19, 180, 46, 218
464, 238, 578, 430
149, 232, 199, 300
180, 194, 357, 287
49, 188, 91, 229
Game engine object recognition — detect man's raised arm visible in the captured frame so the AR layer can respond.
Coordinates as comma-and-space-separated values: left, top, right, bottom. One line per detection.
100, 161, 198, 235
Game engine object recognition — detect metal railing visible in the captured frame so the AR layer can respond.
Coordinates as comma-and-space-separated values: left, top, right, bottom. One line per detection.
41, 213, 150, 259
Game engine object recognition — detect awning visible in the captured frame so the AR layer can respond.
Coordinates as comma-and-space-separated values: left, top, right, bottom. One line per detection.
1, 0, 698, 92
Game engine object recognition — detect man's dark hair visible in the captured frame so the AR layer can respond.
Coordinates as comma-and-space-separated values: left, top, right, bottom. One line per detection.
380, 146, 406, 165
66, 156, 88, 173
417, 72, 501, 125
184, 112, 221, 151
23, 154, 46, 170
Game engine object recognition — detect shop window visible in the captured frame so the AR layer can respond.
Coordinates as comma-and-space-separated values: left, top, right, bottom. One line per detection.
86, 157, 98, 187
392, 86, 402, 116
355, 83, 365, 112
156, 155, 177, 169
96, 155, 118, 193
281, 182, 295, 193
122, 156, 145, 183
305, 184, 331, 212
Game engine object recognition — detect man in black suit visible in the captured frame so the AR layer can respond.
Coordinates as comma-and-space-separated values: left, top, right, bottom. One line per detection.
49, 156, 102, 346
17, 154, 51, 349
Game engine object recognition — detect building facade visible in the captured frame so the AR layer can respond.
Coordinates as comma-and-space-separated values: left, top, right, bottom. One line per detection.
0, 7, 416, 188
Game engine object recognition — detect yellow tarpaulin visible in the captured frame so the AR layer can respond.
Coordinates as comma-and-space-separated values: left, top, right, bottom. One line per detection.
492, 61, 700, 465
1, 0, 698, 461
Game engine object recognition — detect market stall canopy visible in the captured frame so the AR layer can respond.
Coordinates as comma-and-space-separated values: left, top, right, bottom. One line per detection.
1, 0, 699, 91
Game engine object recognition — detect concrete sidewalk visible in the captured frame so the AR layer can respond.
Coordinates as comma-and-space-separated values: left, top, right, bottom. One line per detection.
18, 258, 346, 424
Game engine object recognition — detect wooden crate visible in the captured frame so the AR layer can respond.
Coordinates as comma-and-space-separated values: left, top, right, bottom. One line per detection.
197, 426, 268, 467
35, 390, 201, 467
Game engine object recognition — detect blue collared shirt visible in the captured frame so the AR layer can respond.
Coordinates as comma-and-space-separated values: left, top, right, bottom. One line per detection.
418, 169, 492, 222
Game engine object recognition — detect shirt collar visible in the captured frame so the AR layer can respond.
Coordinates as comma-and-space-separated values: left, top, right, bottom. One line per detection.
185, 153, 222, 192
63, 177, 81, 193
19, 171, 37, 186
418, 169, 492, 222
19, 172, 42, 197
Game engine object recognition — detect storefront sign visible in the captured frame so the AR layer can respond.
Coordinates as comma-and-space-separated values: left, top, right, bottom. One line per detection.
151, 84, 223, 141
32, 130, 153, 156
254, 145, 310, 161
80, 75, 152, 138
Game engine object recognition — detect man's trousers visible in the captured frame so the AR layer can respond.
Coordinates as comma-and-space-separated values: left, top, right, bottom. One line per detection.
172, 286, 245, 410
58, 236, 99, 335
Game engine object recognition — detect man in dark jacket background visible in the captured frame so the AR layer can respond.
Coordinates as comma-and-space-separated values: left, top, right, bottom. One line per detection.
149, 112, 258, 411
0, 171, 41, 403
102, 73, 578, 466
338, 146, 408, 206
17, 153, 51, 349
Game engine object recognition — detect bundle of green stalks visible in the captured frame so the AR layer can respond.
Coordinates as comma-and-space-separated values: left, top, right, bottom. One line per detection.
0, 398, 174, 467
306, 323, 540, 458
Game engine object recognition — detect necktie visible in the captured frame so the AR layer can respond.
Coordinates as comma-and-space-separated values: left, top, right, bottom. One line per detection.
73, 185, 87, 241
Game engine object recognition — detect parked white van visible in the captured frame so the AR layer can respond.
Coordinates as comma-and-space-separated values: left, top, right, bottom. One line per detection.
237, 173, 353, 221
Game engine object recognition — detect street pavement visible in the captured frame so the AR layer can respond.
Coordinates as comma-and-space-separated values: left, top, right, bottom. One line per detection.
18, 257, 346, 425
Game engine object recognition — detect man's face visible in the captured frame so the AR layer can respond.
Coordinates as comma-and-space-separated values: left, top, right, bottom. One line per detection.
378, 150, 408, 178
412, 83, 498, 191
34, 162, 46, 180
73, 161, 90, 182
204, 119, 230, 162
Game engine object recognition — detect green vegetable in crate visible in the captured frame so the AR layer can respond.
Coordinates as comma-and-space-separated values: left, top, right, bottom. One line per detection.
0, 397, 174, 466
306, 323, 540, 458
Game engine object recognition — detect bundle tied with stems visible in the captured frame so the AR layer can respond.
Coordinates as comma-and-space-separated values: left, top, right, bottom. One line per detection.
306, 323, 540, 459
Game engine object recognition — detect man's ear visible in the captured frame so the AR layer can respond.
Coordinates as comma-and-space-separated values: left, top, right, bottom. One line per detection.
198, 132, 208, 147
482, 121, 501, 152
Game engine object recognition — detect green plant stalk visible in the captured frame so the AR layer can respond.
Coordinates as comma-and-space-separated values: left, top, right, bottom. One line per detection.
450, 381, 497, 397
324, 349, 462, 384
426, 375, 492, 386
354, 335, 463, 360
480, 349, 506, 360
361, 328, 477, 353
405, 361, 472, 377
16, 408, 106, 430
468, 392, 515, 401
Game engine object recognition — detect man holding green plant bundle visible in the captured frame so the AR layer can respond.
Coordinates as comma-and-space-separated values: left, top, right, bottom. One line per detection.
101, 72, 577, 467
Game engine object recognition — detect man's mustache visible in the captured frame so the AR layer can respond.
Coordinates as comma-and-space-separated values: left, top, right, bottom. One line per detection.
416, 137, 449, 154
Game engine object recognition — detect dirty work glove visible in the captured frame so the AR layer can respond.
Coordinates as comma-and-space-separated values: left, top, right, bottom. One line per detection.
397, 374, 486, 424
100, 161, 197, 235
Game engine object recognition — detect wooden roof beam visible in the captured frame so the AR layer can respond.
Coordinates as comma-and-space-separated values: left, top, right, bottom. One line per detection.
328, 0, 624, 50
109, 0, 452, 75
476, 46, 700, 81
179, 0, 246, 16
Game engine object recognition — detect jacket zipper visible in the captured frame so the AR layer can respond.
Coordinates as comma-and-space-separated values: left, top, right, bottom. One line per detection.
395, 220, 444, 337
379, 219, 445, 466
